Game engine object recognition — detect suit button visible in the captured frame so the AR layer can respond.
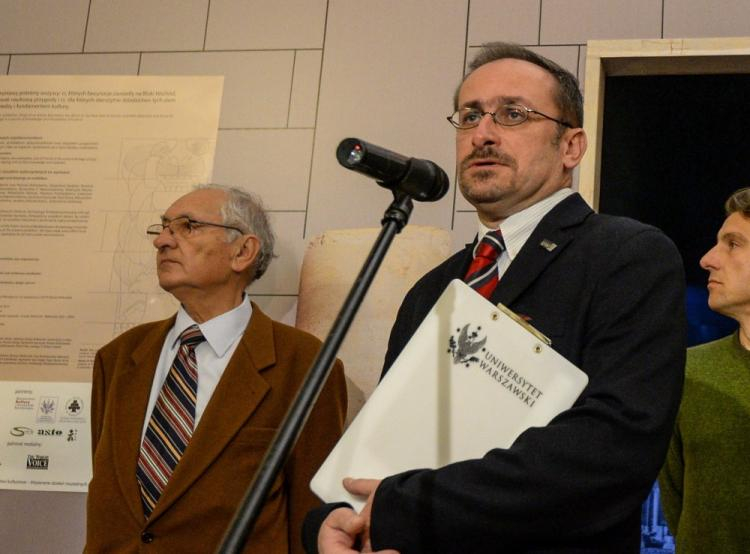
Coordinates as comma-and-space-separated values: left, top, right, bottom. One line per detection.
141, 531, 154, 543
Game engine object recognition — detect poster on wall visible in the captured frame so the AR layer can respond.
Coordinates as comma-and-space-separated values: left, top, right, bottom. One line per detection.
0, 381, 91, 491
0, 75, 224, 491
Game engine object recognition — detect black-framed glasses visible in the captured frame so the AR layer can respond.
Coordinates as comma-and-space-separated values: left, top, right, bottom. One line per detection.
146, 216, 245, 238
447, 104, 573, 130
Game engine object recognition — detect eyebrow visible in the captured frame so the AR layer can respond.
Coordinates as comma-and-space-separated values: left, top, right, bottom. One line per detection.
720, 231, 747, 243
459, 96, 528, 110
160, 213, 193, 222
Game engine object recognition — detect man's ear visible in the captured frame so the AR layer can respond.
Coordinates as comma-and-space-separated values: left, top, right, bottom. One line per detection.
560, 127, 587, 170
231, 234, 261, 274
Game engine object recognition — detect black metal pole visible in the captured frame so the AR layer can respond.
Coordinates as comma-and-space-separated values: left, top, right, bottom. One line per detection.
216, 192, 414, 554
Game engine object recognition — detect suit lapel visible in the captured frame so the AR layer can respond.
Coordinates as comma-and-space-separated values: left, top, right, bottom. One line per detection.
110, 317, 175, 523
149, 303, 273, 520
446, 242, 475, 286
492, 193, 593, 307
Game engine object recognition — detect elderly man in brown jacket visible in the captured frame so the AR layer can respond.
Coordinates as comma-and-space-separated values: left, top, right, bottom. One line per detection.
86, 185, 346, 553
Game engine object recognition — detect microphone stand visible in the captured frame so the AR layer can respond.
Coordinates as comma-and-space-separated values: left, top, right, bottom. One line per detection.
216, 191, 414, 553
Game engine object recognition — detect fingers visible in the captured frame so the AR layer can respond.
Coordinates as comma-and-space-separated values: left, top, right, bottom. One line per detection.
327, 507, 365, 535
318, 508, 364, 553
343, 477, 380, 497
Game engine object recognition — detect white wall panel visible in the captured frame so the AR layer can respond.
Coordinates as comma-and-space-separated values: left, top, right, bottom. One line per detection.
578, 44, 587, 87
664, 0, 750, 38
213, 129, 314, 210
540, 0, 662, 44
249, 211, 307, 295
0, 0, 89, 54
9, 53, 140, 75
140, 51, 295, 128
205, 0, 327, 50
452, 210, 480, 251
289, 50, 323, 128
85, 0, 208, 52
468, 0, 541, 45
0, 491, 86, 554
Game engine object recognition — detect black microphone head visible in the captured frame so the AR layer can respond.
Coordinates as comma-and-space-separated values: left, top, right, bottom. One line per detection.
336, 138, 366, 169
336, 137, 449, 202
336, 138, 409, 183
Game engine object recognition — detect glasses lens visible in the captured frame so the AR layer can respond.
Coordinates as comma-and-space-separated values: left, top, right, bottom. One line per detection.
170, 217, 192, 237
146, 224, 163, 236
496, 105, 527, 126
457, 109, 482, 128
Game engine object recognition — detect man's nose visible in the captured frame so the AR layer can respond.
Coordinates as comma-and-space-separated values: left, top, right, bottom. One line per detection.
471, 113, 500, 147
700, 246, 718, 270
153, 227, 175, 249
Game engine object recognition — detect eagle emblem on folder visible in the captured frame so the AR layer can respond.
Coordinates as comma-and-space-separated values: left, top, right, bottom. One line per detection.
448, 324, 487, 367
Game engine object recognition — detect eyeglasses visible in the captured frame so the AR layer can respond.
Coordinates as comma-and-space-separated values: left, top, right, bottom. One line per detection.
447, 104, 572, 130
146, 216, 245, 238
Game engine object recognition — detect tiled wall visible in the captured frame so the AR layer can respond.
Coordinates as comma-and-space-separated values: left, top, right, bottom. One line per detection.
3, 0, 750, 327
3, 1, 750, 551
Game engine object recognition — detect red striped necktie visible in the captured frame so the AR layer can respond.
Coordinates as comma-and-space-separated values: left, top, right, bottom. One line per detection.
464, 229, 506, 299
136, 324, 204, 518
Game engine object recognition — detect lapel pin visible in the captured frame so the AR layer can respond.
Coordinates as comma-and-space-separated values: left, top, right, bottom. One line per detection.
540, 239, 557, 252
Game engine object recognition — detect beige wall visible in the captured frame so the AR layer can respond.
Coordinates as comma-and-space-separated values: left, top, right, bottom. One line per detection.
3, 0, 750, 551
7, 0, 749, 329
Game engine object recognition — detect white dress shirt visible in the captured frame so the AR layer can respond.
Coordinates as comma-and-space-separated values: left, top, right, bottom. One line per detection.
476, 188, 574, 279
141, 295, 252, 440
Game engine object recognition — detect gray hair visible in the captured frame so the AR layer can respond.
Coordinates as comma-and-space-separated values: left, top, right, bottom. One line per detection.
454, 42, 583, 130
725, 187, 750, 217
196, 184, 276, 282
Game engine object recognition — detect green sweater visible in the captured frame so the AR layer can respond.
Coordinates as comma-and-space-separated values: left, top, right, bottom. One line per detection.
659, 332, 750, 553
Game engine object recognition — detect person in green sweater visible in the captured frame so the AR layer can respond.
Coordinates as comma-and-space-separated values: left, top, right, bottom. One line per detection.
660, 187, 750, 553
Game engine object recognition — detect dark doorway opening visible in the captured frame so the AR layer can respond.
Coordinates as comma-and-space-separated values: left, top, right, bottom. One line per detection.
599, 73, 746, 346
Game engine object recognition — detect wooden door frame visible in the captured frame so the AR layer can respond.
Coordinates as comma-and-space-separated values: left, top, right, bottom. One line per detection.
580, 37, 750, 210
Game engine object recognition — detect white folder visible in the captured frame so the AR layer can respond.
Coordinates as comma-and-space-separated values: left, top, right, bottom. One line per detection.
310, 279, 589, 511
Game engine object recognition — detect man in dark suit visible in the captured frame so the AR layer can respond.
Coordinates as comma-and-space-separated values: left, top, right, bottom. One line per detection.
307, 42, 686, 553
86, 185, 346, 553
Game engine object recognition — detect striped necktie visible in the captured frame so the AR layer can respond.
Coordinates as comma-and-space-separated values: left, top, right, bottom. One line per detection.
464, 229, 506, 298
136, 324, 204, 518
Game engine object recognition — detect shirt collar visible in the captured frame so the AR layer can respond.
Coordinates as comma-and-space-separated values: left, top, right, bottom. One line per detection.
171, 295, 252, 357
477, 188, 574, 261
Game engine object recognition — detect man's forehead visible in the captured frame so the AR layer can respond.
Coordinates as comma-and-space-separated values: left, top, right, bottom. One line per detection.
164, 189, 224, 218
458, 58, 556, 105
719, 212, 750, 238
460, 95, 529, 109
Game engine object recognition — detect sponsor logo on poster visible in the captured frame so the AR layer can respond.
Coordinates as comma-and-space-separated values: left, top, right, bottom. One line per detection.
9, 426, 33, 437
36, 397, 58, 423
60, 397, 86, 423
36, 428, 63, 437
65, 397, 83, 417
14, 396, 34, 411
26, 455, 49, 470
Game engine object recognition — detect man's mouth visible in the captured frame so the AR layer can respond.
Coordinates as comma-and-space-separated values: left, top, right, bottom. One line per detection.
470, 159, 502, 168
462, 148, 516, 171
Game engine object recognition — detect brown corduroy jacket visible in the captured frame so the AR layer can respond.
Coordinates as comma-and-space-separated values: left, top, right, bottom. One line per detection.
86, 303, 346, 553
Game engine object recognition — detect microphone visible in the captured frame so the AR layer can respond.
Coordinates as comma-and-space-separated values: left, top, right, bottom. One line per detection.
336, 138, 449, 202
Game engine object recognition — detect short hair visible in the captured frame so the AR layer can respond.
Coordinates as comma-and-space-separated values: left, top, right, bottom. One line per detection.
725, 187, 750, 217
454, 42, 583, 129
196, 184, 276, 282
